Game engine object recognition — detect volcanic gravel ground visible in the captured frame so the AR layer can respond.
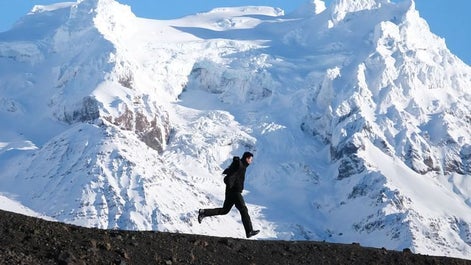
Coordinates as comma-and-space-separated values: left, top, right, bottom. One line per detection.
1, 210, 471, 264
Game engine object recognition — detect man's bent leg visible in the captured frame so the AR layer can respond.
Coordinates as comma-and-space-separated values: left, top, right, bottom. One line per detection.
202, 192, 235, 216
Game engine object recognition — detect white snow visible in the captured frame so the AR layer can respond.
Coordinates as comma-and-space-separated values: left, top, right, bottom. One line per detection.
0, 194, 55, 221
29, 2, 76, 14
0, 0, 471, 260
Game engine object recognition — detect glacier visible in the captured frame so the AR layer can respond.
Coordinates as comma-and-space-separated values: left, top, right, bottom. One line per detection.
1, 0, 471, 259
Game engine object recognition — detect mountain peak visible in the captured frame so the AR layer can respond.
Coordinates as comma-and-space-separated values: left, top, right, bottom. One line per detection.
329, 0, 391, 23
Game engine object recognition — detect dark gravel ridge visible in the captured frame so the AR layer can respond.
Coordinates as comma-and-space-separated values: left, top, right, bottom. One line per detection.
1, 209, 470, 265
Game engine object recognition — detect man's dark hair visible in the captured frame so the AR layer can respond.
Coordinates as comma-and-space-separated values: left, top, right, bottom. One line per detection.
242, 152, 253, 161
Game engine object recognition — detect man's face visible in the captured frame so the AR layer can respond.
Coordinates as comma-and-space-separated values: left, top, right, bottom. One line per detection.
245, 156, 253, 165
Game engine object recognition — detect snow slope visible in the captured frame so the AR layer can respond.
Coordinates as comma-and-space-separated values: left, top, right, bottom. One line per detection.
0, 194, 54, 221
0, 0, 470, 259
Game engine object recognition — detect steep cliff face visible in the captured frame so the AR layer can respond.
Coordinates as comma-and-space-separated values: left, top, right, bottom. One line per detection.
1, 0, 471, 260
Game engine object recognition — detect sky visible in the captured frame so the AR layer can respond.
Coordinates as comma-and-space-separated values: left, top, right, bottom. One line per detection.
0, 0, 469, 66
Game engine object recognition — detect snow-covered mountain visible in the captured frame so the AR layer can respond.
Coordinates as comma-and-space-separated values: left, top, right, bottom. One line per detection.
1, 0, 471, 259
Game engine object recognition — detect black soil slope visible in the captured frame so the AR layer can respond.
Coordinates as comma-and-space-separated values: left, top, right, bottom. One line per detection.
1, 209, 470, 265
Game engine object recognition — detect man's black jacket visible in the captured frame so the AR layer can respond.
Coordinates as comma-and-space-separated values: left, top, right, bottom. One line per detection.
223, 156, 248, 193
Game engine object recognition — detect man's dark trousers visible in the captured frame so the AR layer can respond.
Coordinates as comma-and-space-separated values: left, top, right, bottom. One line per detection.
203, 191, 253, 234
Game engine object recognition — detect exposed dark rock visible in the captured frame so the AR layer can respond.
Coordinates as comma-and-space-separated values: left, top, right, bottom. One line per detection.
337, 155, 366, 180
461, 145, 471, 174
62, 96, 100, 123
135, 111, 169, 153
112, 104, 134, 131
118, 70, 134, 89
1, 209, 471, 265
104, 103, 170, 152
330, 140, 363, 161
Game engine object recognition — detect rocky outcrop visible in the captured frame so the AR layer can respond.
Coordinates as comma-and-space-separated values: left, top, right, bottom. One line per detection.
104, 103, 170, 153
58, 95, 170, 152
62, 96, 100, 123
